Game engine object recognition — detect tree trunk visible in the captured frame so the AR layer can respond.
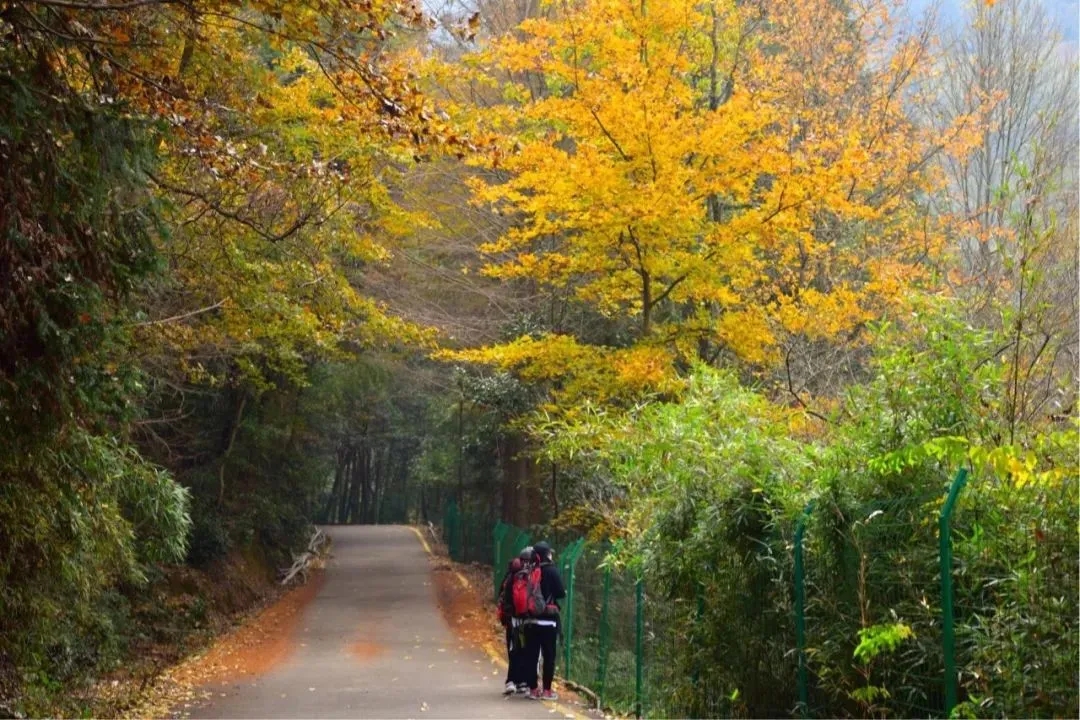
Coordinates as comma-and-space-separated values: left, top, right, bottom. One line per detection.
340, 447, 356, 523
347, 459, 362, 523
396, 445, 411, 523
217, 392, 247, 507
358, 440, 371, 524
324, 449, 346, 523
373, 442, 390, 524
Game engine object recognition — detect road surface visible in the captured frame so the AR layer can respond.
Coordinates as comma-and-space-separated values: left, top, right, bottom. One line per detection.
186, 525, 572, 719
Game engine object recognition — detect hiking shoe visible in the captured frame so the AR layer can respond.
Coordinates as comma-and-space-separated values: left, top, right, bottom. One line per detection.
540, 690, 558, 700
503, 681, 516, 695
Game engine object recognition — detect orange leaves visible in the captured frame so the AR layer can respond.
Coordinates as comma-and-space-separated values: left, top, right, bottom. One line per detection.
428, 0, 984, 412
715, 310, 777, 366
48, 0, 451, 387
437, 335, 681, 406
612, 346, 676, 391
776, 287, 872, 341
465, 0, 944, 350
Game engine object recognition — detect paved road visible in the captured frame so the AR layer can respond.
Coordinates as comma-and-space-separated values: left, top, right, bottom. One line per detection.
187, 525, 568, 719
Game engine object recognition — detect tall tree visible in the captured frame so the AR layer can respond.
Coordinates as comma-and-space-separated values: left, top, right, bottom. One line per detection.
440, 0, 980, 408
930, 0, 1079, 430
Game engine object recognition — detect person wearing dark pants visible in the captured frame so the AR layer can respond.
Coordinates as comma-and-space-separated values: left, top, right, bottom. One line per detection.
524, 541, 565, 700
500, 548, 534, 695
506, 619, 529, 692
525, 621, 559, 698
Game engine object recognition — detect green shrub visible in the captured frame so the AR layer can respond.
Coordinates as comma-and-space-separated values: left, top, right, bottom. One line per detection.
539, 301, 1077, 718
185, 498, 232, 567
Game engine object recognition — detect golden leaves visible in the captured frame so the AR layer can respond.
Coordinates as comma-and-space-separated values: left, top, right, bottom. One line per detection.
73, 1, 451, 387
458, 0, 951, 382
437, 335, 682, 406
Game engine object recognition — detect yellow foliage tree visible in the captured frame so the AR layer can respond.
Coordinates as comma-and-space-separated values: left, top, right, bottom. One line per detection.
10, 0, 451, 389
442, 0, 981, 405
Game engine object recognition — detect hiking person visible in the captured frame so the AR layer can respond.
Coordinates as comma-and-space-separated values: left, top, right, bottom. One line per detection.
522, 540, 565, 700
499, 547, 533, 695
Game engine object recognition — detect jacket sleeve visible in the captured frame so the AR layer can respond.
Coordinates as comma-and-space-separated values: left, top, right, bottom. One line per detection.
543, 565, 566, 603
501, 572, 514, 609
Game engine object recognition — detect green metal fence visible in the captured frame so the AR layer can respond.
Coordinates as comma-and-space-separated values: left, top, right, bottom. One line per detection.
437, 469, 1077, 718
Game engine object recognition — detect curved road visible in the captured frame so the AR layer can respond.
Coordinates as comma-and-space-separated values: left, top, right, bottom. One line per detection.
188, 525, 570, 719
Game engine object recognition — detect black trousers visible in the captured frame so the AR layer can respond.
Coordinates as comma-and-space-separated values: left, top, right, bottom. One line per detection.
524, 623, 558, 690
505, 625, 528, 685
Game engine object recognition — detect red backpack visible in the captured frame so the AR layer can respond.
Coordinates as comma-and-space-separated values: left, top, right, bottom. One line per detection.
496, 559, 523, 625
511, 564, 548, 617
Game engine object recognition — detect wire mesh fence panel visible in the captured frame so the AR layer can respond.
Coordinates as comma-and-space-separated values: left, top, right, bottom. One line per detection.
506, 526, 531, 568
593, 566, 641, 716
950, 475, 1079, 719
437, 466, 1076, 720
563, 543, 608, 695
642, 590, 743, 719
641, 585, 686, 718
458, 507, 492, 565
443, 502, 460, 559
802, 491, 947, 719
668, 522, 798, 719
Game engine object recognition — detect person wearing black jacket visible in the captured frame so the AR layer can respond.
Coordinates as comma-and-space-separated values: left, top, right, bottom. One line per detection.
499, 548, 533, 695
523, 540, 565, 700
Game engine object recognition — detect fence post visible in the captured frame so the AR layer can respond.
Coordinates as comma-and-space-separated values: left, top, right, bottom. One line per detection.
493, 521, 509, 601
562, 541, 574, 682
794, 500, 815, 719
635, 576, 645, 719
596, 564, 612, 707
557, 539, 583, 682
940, 467, 969, 717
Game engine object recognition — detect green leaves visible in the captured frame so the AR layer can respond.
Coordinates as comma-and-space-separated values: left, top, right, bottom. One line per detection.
853, 623, 915, 665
